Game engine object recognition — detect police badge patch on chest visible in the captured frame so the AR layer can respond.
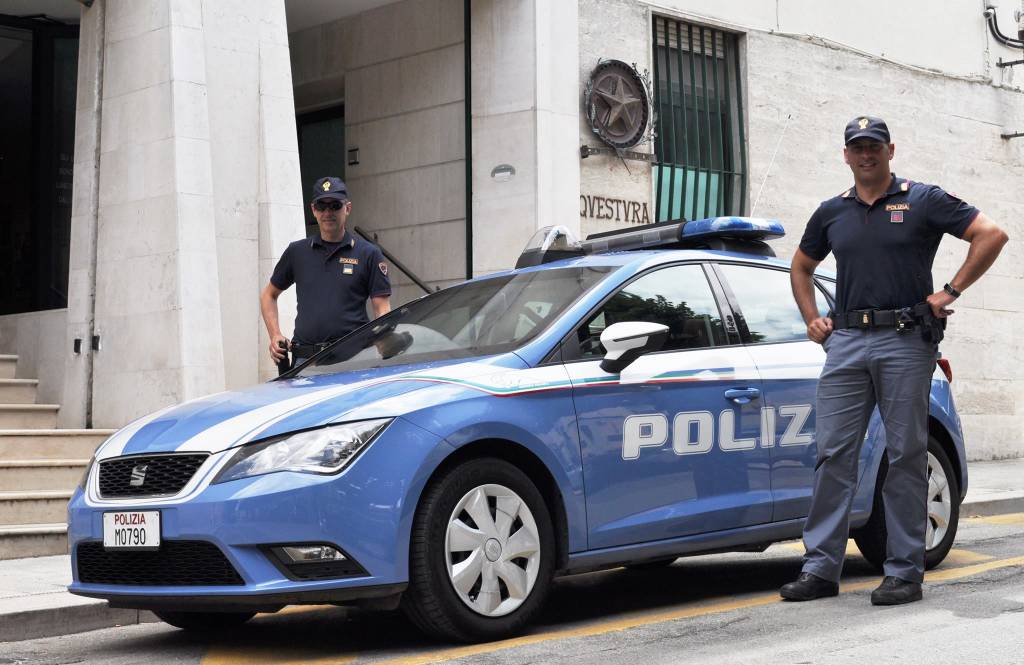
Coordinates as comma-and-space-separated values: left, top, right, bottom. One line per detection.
890, 211, 904, 223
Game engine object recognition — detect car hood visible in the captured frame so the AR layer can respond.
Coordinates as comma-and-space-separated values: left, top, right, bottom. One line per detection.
95, 354, 527, 460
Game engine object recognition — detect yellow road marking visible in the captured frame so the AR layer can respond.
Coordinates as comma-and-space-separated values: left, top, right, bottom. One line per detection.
943, 548, 993, 565
924, 555, 1024, 581
274, 604, 337, 616
777, 542, 990, 566
368, 555, 1024, 665
974, 512, 1024, 526
202, 648, 356, 665
778, 540, 863, 557
201, 554, 1024, 665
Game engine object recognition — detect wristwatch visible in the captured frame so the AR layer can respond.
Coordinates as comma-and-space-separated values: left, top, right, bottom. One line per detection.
943, 283, 961, 298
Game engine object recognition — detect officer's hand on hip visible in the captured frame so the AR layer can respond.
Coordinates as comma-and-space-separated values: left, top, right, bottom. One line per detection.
269, 334, 290, 362
926, 290, 956, 319
807, 316, 833, 345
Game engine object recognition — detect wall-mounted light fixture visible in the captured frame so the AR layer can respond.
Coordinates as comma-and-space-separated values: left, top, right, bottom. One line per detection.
347, 148, 360, 166
490, 164, 515, 182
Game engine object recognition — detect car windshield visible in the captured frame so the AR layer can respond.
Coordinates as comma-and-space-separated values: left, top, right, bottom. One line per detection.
291, 266, 613, 376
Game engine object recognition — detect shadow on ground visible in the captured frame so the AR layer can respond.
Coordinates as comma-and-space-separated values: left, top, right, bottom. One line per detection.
101, 551, 882, 662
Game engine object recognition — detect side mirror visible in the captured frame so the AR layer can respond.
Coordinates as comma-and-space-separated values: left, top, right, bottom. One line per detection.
599, 321, 669, 373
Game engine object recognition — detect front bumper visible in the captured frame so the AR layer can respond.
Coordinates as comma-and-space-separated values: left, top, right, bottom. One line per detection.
67, 417, 449, 608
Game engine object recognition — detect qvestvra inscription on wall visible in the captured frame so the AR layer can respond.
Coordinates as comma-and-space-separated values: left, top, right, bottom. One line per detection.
580, 195, 650, 225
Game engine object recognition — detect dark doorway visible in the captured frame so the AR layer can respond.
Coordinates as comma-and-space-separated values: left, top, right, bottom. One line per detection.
296, 105, 345, 236
0, 15, 78, 315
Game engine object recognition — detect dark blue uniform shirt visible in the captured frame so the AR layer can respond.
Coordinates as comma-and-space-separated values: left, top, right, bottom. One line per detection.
799, 175, 979, 315
270, 231, 391, 344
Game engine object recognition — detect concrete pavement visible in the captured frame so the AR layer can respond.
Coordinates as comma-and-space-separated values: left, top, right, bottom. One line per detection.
2, 458, 1022, 643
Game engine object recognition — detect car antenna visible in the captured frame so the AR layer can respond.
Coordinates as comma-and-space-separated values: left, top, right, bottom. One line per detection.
750, 113, 792, 216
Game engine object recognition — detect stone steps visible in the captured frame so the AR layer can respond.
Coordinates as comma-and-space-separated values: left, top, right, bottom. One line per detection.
0, 355, 15, 380
0, 460, 89, 492
0, 379, 39, 404
0, 430, 114, 460
0, 523, 67, 560
0, 491, 73, 525
0, 405, 60, 429
0, 355, 114, 558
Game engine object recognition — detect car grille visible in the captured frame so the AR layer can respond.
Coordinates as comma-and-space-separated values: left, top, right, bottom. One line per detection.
76, 540, 245, 586
98, 454, 208, 498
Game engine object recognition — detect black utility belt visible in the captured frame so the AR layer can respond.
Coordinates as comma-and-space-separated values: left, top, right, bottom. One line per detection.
290, 340, 337, 356
832, 303, 932, 331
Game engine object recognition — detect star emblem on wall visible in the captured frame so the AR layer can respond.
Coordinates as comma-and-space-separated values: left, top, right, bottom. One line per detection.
585, 60, 651, 150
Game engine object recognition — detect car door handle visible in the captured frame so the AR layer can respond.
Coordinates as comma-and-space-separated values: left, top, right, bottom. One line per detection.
724, 387, 761, 404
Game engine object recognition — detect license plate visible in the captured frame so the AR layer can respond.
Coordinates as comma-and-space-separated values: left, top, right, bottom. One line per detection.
103, 511, 160, 550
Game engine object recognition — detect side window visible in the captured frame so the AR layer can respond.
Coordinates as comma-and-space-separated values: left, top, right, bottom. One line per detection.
576, 264, 726, 358
816, 279, 836, 316
717, 263, 819, 344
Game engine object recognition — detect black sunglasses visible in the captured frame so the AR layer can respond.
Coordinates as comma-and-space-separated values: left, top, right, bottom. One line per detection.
313, 200, 346, 211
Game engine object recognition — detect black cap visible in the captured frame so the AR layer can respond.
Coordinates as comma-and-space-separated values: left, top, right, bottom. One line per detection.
844, 116, 890, 145
311, 176, 348, 202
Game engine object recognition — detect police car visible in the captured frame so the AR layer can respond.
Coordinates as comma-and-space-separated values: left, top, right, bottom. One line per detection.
67, 218, 966, 642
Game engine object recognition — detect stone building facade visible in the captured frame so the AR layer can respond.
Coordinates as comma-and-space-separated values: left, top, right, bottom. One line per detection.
0, 0, 1020, 460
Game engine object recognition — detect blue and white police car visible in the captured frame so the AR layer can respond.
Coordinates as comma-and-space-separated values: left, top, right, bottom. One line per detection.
68, 218, 966, 642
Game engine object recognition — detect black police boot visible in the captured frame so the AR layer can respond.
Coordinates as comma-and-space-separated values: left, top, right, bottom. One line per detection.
780, 572, 839, 601
870, 576, 922, 606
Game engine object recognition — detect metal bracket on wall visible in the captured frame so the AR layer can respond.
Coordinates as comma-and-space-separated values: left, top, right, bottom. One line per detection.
1000, 131, 1024, 139
580, 145, 656, 162
996, 58, 1024, 67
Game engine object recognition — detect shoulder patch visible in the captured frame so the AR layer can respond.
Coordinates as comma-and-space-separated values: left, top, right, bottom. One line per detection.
900, 181, 909, 192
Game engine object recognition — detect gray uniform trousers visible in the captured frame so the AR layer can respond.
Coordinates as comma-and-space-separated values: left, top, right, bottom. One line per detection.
801, 327, 937, 584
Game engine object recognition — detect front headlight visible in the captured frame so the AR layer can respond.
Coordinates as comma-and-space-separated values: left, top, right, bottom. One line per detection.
213, 418, 392, 484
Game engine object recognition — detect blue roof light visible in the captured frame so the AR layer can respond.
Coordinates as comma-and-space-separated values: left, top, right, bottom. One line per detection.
681, 216, 786, 241
580, 216, 786, 256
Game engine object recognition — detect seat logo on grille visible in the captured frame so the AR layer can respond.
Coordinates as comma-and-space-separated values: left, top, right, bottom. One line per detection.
129, 464, 149, 487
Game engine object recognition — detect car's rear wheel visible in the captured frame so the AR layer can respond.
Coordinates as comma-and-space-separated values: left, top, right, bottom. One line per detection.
853, 435, 960, 571
401, 457, 555, 642
153, 610, 256, 631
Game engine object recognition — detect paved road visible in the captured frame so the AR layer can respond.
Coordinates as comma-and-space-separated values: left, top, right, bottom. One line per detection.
7, 513, 1024, 665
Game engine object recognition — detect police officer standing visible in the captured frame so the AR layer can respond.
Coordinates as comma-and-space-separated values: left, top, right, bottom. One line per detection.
260, 176, 392, 369
781, 117, 1008, 605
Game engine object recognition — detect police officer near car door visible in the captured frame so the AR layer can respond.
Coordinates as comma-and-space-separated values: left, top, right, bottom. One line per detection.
260, 176, 392, 370
782, 117, 1008, 605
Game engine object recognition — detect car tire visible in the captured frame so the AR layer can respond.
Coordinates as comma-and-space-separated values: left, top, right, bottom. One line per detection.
153, 610, 256, 631
401, 457, 555, 642
853, 435, 960, 572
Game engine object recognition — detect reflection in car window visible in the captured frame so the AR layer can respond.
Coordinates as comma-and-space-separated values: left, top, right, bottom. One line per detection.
576, 264, 726, 358
718, 264, 827, 344
294, 266, 613, 375
814, 285, 831, 318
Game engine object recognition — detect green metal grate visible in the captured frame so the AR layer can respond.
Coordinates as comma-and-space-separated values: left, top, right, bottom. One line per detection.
652, 17, 746, 222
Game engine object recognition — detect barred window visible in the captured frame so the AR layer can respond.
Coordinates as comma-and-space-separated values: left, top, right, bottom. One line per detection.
652, 17, 746, 222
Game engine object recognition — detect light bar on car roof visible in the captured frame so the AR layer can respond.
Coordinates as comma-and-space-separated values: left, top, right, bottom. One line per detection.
581, 217, 785, 256
514, 217, 786, 268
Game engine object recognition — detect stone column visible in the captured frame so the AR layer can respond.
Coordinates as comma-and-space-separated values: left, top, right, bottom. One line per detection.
60, 0, 105, 428
470, 0, 580, 275
64, 0, 303, 427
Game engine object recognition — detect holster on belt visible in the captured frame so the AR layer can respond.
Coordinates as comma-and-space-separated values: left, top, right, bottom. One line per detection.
276, 340, 291, 376
912, 302, 946, 344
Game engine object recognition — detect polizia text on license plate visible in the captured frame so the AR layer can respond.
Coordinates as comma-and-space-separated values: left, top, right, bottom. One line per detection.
102, 511, 161, 550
